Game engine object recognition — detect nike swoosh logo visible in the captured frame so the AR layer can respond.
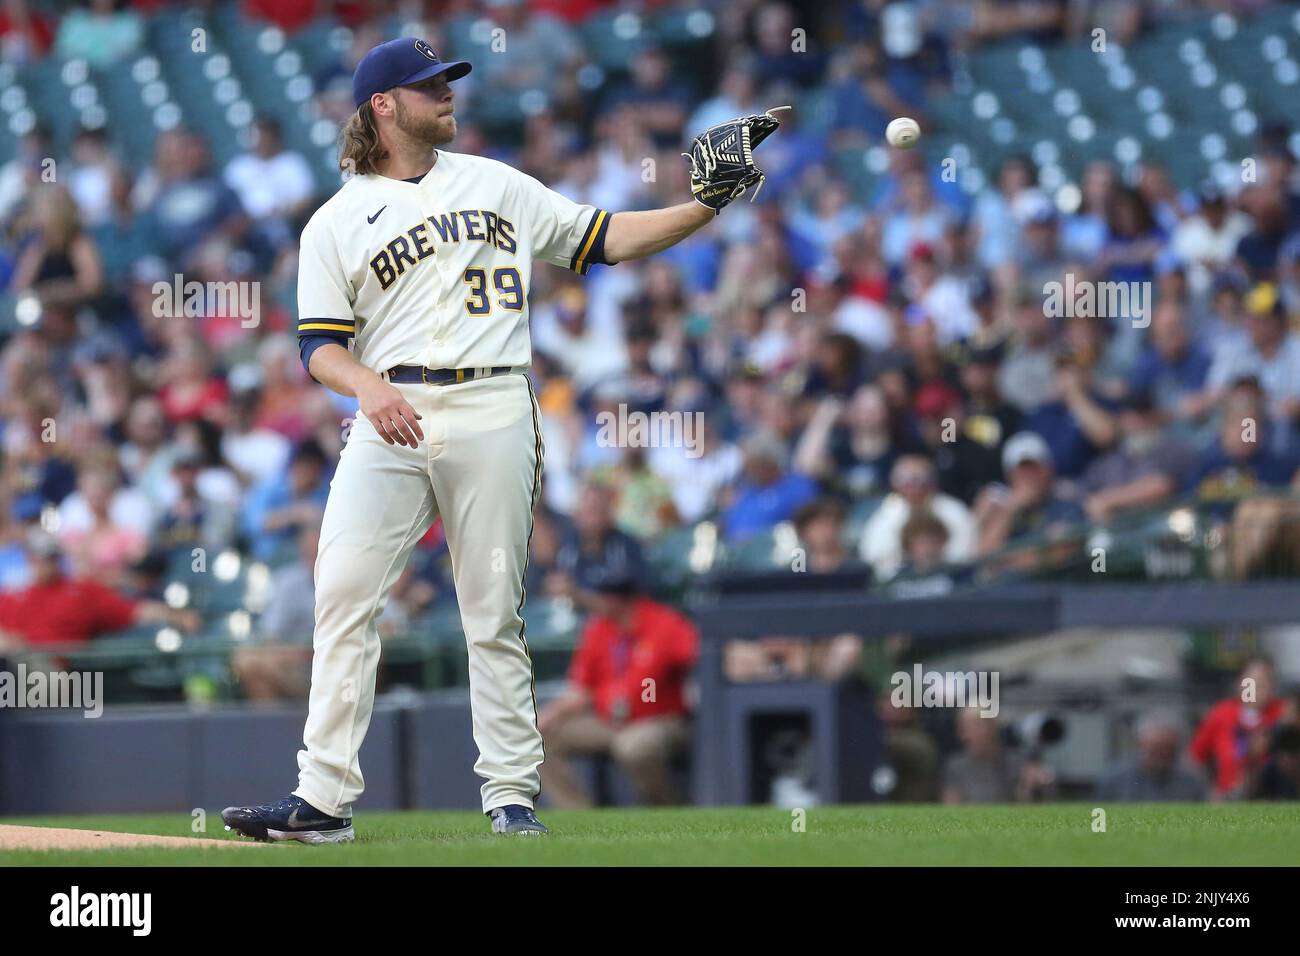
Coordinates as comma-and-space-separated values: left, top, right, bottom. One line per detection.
367, 206, 387, 224
286, 808, 311, 829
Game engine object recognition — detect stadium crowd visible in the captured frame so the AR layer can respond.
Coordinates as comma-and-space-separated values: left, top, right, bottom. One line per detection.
0, 0, 1299, 804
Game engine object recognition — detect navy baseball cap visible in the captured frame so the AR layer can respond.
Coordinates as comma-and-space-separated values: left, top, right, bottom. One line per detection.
352, 38, 471, 109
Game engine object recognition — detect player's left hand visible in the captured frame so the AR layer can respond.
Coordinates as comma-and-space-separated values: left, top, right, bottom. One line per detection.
682, 106, 791, 213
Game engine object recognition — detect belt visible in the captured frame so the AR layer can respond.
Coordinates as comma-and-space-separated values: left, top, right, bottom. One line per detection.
385, 365, 515, 385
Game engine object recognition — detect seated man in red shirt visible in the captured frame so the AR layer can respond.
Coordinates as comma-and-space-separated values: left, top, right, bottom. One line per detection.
539, 570, 699, 808
0, 530, 198, 652
1189, 657, 1287, 800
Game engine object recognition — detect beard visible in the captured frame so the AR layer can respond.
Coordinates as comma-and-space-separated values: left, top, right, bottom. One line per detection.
393, 96, 457, 147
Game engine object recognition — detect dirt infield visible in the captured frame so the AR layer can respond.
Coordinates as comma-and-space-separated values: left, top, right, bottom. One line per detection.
0, 824, 265, 851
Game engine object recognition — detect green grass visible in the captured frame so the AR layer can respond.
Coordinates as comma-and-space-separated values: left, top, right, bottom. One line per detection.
2, 804, 1297, 866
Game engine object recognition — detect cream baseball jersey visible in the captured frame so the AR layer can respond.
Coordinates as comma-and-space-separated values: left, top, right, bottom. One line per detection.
297, 149, 610, 373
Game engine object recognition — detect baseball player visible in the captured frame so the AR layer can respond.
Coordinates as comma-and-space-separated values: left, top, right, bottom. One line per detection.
222, 36, 785, 842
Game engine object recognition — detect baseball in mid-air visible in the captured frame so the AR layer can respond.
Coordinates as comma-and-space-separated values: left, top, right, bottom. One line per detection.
886, 116, 921, 149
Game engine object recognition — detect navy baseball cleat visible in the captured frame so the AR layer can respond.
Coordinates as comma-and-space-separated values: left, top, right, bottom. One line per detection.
221, 795, 355, 845
489, 804, 549, 835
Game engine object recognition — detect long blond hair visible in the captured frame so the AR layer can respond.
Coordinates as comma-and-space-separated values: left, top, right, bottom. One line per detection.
33, 184, 83, 252
339, 102, 388, 177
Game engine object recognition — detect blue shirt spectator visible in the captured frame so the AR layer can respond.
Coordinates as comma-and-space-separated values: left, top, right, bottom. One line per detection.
723, 433, 819, 542
242, 442, 333, 561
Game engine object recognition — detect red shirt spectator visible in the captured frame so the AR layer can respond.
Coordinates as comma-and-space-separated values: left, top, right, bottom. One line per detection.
1190, 660, 1286, 797
0, 2, 55, 59
159, 377, 229, 423
0, 531, 199, 650
531, 0, 618, 24
568, 595, 698, 722
242, 0, 318, 32
0, 577, 137, 646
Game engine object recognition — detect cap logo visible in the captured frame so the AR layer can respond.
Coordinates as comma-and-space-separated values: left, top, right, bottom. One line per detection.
414, 39, 438, 61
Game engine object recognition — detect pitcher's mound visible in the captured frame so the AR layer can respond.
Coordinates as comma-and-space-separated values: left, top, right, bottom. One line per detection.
0, 824, 265, 851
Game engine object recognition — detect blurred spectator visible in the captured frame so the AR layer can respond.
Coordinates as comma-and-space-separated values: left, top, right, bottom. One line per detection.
531, 284, 627, 390
886, 508, 974, 598
1061, 160, 1116, 262
649, 414, 742, 524
67, 127, 121, 229
1078, 391, 1197, 526
801, 331, 868, 401
1136, 162, 1181, 235
539, 571, 698, 808
882, 167, 957, 266
1099, 186, 1164, 288
232, 525, 318, 703
998, 285, 1059, 413
9, 184, 105, 314
1129, 300, 1213, 422
942, 708, 1054, 804
1190, 658, 1287, 800
976, 431, 1084, 557
1094, 714, 1207, 802
600, 47, 690, 149
859, 454, 976, 579
221, 384, 292, 486
877, 694, 940, 802
965, 0, 1065, 46
594, 446, 679, 542
136, 130, 248, 267
154, 446, 239, 558
549, 481, 648, 606
311, 19, 380, 122
243, 0, 317, 32
794, 386, 899, 499
0, 530, 197, 651
58, 460, 149, 584
751, 1, 827, 89
1022, 321, 1121, 479
1017, 193, 1069, 291
973, 155, 1044, 273
1185, 388, 1297, 516
721, 431, 818, 542
1235, 174, 1292, 282
472, 0, 583, 97
1205, 282, 1300, 424
913, 380, 1001, 504
1173, 180, 1252, 298
959, 340, 1020, 447
0, 124, 52, 226
830, 38, 924, 146
250, 336, 313, 439
903, 241, 978, 344
54, 0, 142, 69
790, 179, 865, 274
522, 504, 567, 599
158, 336, 229, 423
0, 0, 54, 65
1247, 716, 1300, 800
792, 496, 859, 574
242, 439, 331, 561
223, 117, 316, 260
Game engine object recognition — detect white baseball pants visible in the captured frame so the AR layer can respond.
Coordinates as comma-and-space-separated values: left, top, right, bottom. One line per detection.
293, 371, 545, 817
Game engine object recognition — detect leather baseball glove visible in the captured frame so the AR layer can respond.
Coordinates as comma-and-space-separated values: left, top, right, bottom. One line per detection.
683, 105, 791, 213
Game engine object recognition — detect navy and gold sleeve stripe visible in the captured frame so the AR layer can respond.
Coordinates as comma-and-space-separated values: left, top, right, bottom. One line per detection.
298, 315, 356, 335
298, 316, 354, 382
570, 209, 611, 275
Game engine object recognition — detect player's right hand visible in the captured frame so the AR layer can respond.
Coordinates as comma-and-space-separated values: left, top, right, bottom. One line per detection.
357, 378, 425, 447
